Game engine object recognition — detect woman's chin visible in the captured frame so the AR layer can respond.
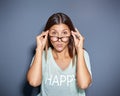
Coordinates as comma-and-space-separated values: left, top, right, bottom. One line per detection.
55, 47, 64, 52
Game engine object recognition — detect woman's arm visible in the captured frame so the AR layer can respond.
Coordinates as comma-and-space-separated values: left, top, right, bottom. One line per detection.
72, 28, 92, 89
27, 31, 48, 87
76, 49, 92, 89
27, 50, 42, 87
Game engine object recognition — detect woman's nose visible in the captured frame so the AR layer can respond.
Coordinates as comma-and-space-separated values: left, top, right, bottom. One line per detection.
58, 37, 62, 42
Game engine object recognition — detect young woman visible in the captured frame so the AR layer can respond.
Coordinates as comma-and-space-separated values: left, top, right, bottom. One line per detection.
27, 12, 92, 96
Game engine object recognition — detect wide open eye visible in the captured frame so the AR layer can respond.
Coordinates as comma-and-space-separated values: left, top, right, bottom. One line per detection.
51, 31, 57, 35
63, 31, 68, 35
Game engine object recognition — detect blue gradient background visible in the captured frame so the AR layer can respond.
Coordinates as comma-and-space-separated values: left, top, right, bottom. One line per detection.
0, 0, 120, 96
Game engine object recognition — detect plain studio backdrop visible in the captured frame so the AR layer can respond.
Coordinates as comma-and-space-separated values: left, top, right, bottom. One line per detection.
0, 0, 120, 96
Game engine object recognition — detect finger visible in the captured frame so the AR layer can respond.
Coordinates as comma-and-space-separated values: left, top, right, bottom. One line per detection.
44, 30, 49, 40
72, 31, 78, 35
75, 28, 83, 37
73, 28, 80, 37
72, 31, 79, 40
75, 28, 79, 33
39, 30, 49, 38
72, 31, 80, 40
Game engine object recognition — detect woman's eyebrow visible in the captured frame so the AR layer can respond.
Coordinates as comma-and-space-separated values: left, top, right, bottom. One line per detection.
62, 29, 69, 31
49, 29, 56, 31
49, 29, 69, 32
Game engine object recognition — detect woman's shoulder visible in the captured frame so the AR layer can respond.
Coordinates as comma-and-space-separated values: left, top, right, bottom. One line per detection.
83, 49, 90, 58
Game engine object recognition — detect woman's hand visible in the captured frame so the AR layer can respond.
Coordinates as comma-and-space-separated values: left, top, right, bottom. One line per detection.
72, 28, 84, 52
36, 30, 49, 51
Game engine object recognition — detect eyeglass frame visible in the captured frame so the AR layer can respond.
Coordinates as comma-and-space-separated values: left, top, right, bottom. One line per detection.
48, 35, 71, 42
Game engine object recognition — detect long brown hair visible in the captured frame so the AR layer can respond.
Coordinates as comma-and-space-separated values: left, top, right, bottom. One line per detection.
43, 12, 76, 59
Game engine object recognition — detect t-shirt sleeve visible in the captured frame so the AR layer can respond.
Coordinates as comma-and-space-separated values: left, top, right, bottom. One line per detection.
29, 51, 46, 71
30, 56, 35, 67
84, 50, 92, 77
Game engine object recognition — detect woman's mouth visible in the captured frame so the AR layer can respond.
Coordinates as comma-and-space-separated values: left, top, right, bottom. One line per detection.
57, 44, 62, 47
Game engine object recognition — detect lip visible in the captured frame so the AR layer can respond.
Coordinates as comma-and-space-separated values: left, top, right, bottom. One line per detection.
55, 42, 63, 47
56, 44, 63, 47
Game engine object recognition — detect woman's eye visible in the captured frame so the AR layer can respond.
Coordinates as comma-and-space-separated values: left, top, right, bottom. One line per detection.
51, 32, 57, 35
63, 31, 68, 34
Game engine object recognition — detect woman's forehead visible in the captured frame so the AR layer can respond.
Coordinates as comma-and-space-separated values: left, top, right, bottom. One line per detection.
49, 24, 70, 31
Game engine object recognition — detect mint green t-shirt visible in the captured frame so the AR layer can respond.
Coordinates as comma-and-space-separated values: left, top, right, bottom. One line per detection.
33, 48, 92, 96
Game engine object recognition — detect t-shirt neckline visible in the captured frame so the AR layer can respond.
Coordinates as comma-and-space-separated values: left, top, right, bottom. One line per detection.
49, 48, 72, 73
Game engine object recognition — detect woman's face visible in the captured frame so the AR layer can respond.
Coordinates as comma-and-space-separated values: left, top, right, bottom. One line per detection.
49, 24, 71, 52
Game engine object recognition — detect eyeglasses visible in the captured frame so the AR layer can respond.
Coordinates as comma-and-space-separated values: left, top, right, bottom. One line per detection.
49, 36, 70, 42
